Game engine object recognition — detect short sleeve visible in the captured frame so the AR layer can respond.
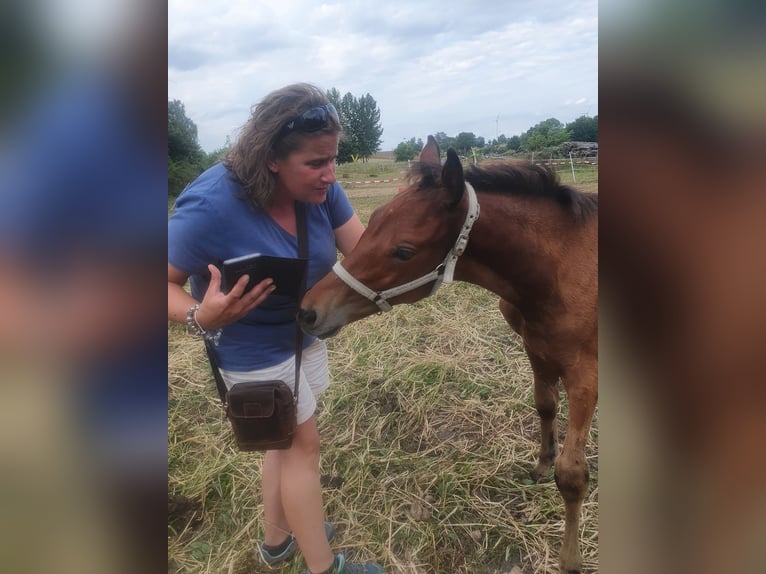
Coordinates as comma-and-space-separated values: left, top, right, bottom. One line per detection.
168, 188, 222, 276
326, 182, 355, 229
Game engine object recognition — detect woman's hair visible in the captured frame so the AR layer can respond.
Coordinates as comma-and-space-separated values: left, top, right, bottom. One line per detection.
223, 83, 341, 209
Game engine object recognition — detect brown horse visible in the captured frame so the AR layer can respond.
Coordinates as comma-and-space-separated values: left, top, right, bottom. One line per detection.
299, 136, 598, 573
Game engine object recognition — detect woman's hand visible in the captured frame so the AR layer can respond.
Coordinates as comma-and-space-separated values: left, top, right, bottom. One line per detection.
194, 264, 275, 330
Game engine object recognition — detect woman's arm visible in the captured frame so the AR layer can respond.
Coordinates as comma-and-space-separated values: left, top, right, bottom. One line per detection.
333, 213, 365, 257
168, 262, 276, 330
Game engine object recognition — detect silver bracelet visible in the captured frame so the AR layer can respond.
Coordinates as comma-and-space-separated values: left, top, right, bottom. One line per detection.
186, 303, 222, 345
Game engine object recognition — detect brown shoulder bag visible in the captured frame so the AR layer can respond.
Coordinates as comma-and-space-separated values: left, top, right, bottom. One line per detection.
204, 201, 308, 451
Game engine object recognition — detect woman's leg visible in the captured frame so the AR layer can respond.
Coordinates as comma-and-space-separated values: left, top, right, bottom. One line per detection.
261, 449, 290, 545
276, 416, 334, 573
230, 342, 333, 570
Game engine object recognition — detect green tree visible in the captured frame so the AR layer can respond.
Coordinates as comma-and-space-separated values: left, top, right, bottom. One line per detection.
168, 99, 202, 162
566, 114, 598, 142
327, 89, 353, 164
327, 89, 383, 163
355, 93, 383, 161
520, 118, 571, 151
202, 136, 232, 169
168, 99, 205, 197
326, 87, 342, 107
454, 132, 477, 154
394, 137, 423, 161
168, 159, 202, 198
433, 132, 454, 153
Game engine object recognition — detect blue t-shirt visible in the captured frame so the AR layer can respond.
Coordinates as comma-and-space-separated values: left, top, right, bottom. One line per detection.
168, 162, 354, 370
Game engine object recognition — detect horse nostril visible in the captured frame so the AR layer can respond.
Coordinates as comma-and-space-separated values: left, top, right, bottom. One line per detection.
298, 308, 317, 326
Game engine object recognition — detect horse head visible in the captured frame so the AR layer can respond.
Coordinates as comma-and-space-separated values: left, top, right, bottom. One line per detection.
299, 135, 473, 338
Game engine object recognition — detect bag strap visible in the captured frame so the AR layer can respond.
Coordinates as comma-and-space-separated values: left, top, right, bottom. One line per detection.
293, 200, 308, 404
205, 201, 309, 406
205, 338, 229, 404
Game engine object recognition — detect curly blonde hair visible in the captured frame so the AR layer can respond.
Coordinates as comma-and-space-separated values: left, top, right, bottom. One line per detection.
223, 83, 341, 209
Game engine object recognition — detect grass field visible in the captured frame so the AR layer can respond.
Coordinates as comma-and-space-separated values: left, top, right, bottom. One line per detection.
168, 163, 598, 573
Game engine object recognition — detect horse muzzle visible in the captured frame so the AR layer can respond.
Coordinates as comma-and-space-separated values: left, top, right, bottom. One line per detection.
296, 307, 343, 339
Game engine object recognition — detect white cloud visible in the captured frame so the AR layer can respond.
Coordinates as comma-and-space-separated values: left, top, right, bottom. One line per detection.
168, 0, 597, 151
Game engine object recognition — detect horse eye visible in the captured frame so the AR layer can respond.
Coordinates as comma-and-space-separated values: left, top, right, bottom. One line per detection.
392, 247, 416, 261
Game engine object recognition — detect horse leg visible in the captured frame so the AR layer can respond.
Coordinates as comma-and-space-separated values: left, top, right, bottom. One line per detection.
526, 350, 562, 481
498, 299, 561, 481
555, 357, 598, 574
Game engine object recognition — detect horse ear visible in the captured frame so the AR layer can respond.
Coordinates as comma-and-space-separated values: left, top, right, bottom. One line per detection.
442, 148, 464, 206
419, 135, 441, 165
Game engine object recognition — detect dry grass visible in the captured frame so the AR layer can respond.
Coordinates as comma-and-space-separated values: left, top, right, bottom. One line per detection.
168, 171, 599, 574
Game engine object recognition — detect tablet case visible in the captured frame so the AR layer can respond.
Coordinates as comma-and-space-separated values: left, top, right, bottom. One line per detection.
222, 253, 308, 299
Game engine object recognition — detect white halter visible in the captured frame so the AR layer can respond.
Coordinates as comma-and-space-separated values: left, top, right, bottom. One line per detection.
332, 182, 480, 312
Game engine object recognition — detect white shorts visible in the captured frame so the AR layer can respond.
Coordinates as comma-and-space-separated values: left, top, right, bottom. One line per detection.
219, 339, 329, 425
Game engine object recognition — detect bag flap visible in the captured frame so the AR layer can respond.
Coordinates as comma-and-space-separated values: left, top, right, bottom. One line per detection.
227, 381, 289, 419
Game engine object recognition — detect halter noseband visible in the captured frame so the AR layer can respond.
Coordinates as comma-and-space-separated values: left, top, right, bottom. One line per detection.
332, 182, 480, 312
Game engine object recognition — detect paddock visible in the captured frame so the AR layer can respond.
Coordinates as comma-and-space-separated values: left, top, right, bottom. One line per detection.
168, 162, 599, 573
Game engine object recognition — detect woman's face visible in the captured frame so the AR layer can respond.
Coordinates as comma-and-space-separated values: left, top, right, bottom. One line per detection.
269, 134, 339, 204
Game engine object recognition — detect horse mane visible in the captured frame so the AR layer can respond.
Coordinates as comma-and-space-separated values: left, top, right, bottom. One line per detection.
408, 160, 597, 221
466, 160, 598, 220
407, 162, 442, 188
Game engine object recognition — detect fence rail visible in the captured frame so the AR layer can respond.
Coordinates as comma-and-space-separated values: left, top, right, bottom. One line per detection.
535, 158, 598, 166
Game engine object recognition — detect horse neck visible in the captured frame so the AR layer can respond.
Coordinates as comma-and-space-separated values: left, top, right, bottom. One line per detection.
455, 191, 573, 304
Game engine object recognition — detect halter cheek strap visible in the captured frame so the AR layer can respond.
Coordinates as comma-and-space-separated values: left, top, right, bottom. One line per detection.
332, 182, 480, 312
441, 181, 480, 284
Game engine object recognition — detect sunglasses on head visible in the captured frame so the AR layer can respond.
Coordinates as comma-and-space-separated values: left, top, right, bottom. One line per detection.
279, 103, 339, 138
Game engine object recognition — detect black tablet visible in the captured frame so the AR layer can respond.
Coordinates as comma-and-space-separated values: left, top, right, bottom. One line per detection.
221, 253, 308, 299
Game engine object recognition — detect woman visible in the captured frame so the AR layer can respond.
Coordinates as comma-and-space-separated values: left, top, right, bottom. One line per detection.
168, 83, 382, 574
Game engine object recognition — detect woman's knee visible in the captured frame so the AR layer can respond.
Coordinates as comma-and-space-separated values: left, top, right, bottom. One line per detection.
289, 416, 321, 459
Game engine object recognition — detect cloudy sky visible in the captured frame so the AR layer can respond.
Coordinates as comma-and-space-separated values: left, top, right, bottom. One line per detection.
168, 0, 597, 153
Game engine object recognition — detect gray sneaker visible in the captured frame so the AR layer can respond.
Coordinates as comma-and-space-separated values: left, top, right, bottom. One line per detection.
303, 552, 384, 574
257, 521, 337, 568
